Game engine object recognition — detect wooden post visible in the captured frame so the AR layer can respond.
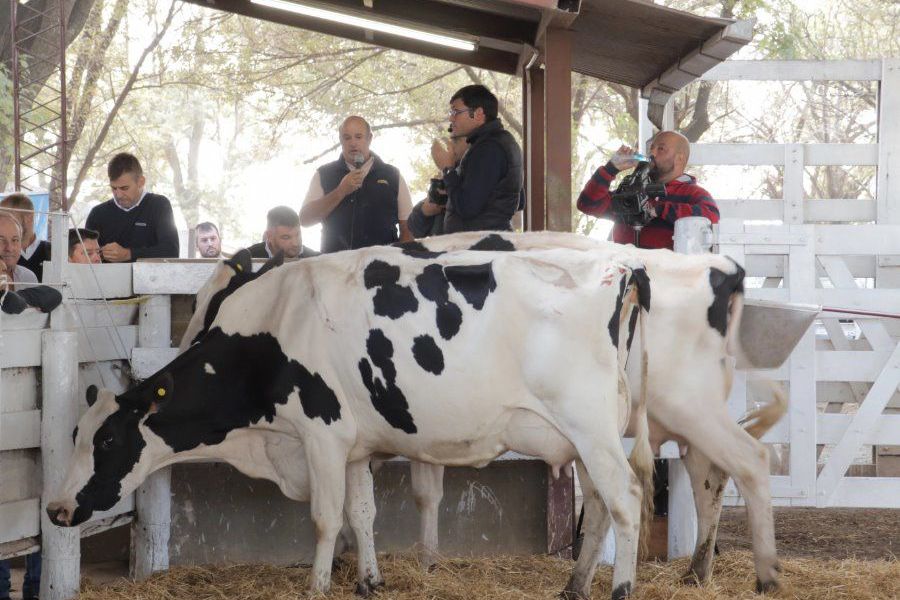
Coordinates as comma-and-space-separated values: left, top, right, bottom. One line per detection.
543, 27, 572, 233
525, 65, 545, 231
39, 330, 81, 600
131, 294, 172, 579
664, 221, 711, 559
787, 225, 817, 506
877, 59, 899, 225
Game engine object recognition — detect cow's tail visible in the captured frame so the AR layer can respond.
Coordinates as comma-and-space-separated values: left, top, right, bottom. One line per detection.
739, 380, 788, 440
625, 268, 654, 560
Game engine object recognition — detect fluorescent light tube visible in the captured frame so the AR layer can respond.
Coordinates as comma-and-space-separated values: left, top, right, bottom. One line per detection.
250, 0, 478, 51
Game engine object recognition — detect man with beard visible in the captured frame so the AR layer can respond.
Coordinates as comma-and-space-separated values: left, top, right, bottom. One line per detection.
195, 222, 222, 258
248, 206, 318, 259
576, 130, 719, 249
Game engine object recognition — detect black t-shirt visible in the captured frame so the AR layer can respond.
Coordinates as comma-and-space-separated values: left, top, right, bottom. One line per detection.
18, 239, 51, 281
85, 193, 179, 261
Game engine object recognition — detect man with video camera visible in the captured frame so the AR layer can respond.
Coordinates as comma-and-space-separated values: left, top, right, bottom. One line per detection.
576, 130, 719, 249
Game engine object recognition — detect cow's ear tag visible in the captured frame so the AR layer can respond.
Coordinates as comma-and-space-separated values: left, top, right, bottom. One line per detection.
157, 388, 166, 397
235, 263, 243, 272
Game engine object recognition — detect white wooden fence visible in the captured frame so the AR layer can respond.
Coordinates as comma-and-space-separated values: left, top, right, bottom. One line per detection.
694, 58, 900, 509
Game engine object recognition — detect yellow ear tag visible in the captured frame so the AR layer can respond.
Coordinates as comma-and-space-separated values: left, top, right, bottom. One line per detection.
235, 263, 243, 272
157, 388, 166, 397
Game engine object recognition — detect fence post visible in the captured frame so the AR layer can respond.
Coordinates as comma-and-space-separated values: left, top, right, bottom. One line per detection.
131, 294, 172, 579
665, 217, 712, 559
39, 329, 80, 600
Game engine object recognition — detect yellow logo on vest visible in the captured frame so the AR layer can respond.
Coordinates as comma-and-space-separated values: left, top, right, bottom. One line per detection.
377, 179, 389, 185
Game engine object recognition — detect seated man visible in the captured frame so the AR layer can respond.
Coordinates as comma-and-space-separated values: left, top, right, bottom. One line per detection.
0, 193, 51, 281
195, 222, 222, 258
68, 228, 102, 264
0, 211, 37, 289
0, 211, 61, 315
86, 152, 179, 262
248, 206, 318, 259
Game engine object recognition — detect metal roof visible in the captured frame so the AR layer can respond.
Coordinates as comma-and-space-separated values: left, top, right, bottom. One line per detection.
182, 0, 753, 125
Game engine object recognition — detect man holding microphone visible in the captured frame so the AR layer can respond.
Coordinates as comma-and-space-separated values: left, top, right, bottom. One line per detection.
300, 116, 413, 252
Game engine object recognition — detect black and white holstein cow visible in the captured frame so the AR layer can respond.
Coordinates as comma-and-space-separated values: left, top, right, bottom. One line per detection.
397, 231, 786, 595
48, 244, 652, 599
181, 232, 786, 596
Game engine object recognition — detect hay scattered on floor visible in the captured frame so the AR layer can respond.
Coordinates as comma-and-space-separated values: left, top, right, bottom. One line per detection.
77, 550, 900, 600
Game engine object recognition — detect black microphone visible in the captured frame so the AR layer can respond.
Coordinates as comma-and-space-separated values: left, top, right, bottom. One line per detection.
353, 153, 365, 170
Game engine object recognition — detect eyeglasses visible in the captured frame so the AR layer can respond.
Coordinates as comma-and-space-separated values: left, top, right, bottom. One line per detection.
448, 107, 471, 119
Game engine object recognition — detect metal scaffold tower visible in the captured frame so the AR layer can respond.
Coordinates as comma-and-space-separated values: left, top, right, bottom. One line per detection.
10, 0, 68, 210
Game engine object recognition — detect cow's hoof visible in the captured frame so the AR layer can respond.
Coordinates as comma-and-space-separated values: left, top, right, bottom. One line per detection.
755, 578, 781, 595
355, 578, 385, 598
559, 589, 589, 600
680, 570, 702, 586
611, 581, 632, 600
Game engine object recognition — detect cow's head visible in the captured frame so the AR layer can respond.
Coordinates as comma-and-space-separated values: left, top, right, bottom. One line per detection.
179, 248, 284, 352
46, 372, 176, 526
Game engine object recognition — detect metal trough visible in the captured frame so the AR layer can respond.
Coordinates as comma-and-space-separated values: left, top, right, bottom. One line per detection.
736, 298, 820, 369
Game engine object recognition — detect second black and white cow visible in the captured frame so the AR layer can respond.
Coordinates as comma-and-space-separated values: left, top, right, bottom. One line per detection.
399, 231, 786, 595
49, 244, 651, 599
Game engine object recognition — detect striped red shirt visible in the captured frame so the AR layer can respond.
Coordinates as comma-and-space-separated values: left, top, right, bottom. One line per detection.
576, 161, 719, 249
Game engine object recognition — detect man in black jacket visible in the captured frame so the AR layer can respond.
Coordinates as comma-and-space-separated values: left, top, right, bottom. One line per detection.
85, 153, 179, 262
300, 116, 413, 253
431, 85, 523, 234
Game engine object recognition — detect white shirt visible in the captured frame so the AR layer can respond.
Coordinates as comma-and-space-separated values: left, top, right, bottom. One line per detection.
13, 264, 38, 289
113, 190, 147, 212
22, 235, 41, 260
303, 156, 412, 221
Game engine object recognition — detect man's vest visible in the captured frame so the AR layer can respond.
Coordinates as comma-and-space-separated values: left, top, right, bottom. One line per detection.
318, 153, 400, 253
444, 119, 523, 233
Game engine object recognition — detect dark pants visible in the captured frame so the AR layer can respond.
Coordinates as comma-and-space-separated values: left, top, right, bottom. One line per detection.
0, 553, 41, 599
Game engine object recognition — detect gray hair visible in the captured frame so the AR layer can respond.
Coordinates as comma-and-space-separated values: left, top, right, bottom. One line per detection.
0, 210, 23, 237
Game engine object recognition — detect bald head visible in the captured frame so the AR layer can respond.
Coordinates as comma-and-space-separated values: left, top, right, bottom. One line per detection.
339, 115, 373, 164
649, 130, 691, 183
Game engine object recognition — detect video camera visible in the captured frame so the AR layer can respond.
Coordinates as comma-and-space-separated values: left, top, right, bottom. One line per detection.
427, 177, 448, 205
610, 160, 666, 227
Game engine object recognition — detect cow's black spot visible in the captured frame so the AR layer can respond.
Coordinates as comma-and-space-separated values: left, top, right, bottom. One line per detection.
74, 327, 341, 523
708, 260, 745, 337
148, 328, 341, 452
626, 309, 639, 352
416, 264, 463, 340
358, 329, 417, 434
364, 259, 419, 319
444, 263, 496, 310
632, 267, 651, 312
412, 335, 444, 375
467, 233, 516, 252
393, 240, 444, 259
608, 275, 628, 347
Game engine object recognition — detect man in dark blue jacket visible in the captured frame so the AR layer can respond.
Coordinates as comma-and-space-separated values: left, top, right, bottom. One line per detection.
86, 153, 179, 262
431, 85, 523, 234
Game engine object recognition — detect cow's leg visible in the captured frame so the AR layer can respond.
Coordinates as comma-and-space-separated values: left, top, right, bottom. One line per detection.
681, 447, 729, 584
410, 461, 444, 570
344, 459, 383, 596
562, 459, 613, 600
306, 440, 348, 594
559, 421, 640, 599
657, 405, 780, 592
